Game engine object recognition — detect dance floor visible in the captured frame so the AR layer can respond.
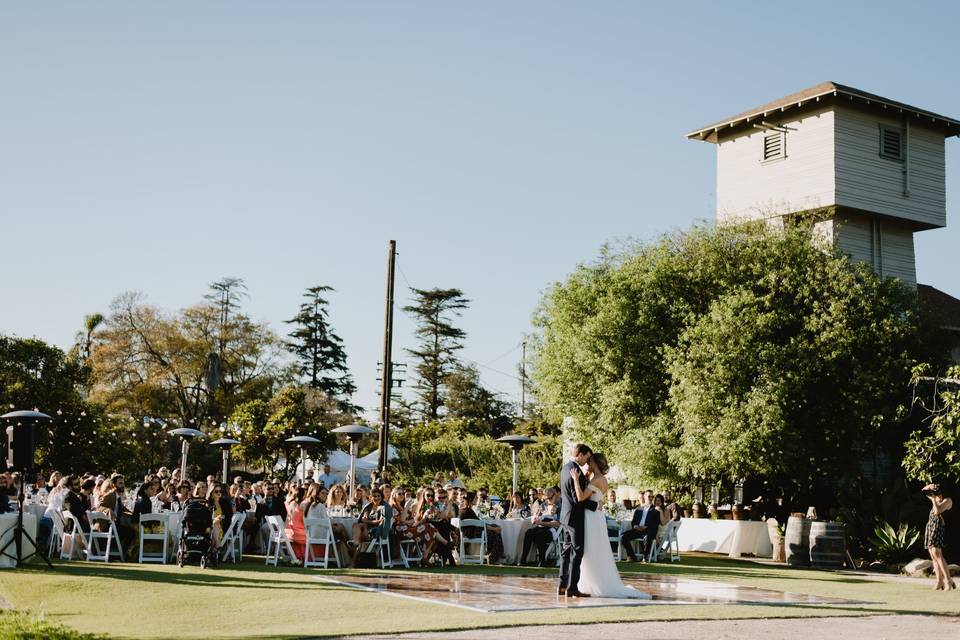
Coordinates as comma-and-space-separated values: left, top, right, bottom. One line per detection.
315, 572, 865, 612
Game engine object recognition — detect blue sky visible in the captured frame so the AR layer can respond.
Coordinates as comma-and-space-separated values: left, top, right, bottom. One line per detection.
2, 2, 959, 418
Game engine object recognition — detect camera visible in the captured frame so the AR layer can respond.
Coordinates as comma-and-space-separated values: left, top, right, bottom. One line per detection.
922, 484, 940, 496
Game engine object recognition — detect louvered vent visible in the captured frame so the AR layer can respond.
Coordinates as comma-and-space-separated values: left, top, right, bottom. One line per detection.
762, 131, 785, 161
880, 126, 903, 160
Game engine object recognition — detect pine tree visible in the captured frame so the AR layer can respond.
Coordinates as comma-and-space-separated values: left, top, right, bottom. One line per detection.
403, 287, 469, 421
285, 285, 356, 411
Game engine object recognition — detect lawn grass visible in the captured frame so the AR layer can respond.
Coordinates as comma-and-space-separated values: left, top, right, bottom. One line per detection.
0, 553, 957, 639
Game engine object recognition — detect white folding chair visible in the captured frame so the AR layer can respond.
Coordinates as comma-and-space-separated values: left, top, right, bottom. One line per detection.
607, 517, 622, 560
397, 538, 422, 569
364, 509, 395, 569
86, 511, 123, 562
455, 518, 486, 565
303, 516, 341, 568
219, 512, 246, 564
137, 513, 169, 564
60, 511, 88, 561
264, 515, 297, 566
663, 519, 681, 562
48, 510, 65, 559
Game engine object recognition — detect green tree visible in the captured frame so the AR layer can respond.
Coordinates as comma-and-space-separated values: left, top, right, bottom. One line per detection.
230, 385, 348, 475
403, 287, 469, 421
533, 223, 920, 504
89, 291, 284, 429
443, 363, 513, 437
902, 365, 960, 484
285, 285, 356, 411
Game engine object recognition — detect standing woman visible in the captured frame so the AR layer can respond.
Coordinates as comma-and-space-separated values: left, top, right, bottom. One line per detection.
923, 483, 955, 590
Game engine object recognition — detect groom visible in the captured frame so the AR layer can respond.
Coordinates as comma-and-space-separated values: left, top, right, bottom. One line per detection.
558, 443, 597, 597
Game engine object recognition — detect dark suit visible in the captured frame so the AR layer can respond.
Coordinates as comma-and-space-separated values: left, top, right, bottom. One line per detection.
620, 505, 660, 560
559, 460, 597, 592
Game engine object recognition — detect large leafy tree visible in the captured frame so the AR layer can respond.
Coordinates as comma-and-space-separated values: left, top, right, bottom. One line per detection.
533, 224, 920, 505
285, 285, 356, 411
403, 287, 470, 421
902, 365, 960, 485
88, 290, 283, 429
229, 386, 348, 475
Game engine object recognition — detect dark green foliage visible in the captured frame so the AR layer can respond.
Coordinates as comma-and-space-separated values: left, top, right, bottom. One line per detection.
443, 364, 513, 437
403, 287, 469, 421
285, 285, 356, 411
533, 224, 920, 505
868, 521, 921, 564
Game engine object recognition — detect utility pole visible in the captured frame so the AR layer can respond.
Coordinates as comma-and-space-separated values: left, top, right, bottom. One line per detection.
377, 240, 397, 472
520, 339, 526, 420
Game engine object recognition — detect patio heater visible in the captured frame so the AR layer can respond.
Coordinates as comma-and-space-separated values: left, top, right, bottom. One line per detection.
210, 437, 240, 484
285, 435, 322, 483
167, 427, 206, 481
331, 424, 375, 501
496, 434, 537, 497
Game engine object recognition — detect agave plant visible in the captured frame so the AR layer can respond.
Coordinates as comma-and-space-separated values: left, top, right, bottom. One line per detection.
867, 521, 921, 564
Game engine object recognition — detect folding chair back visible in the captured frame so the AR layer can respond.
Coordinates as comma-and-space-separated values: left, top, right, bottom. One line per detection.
86, 511, 123, 562
138, 513, 169, 564
303, 516, 340, 568
264, 515, 296, 566
606, 517, 622, 560
455, 518, 486, 565
219, 512, 246, 563
60, 511, 88, 561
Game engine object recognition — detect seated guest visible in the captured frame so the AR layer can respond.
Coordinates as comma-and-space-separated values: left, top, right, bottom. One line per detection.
431, 487, 458, 550
519, 486, 561, 566
170, 483, 191, 511
417, 488, 455, 566
255, 483, 287, 553
506, 492, 531, 518
207, 484, 233, 549
349, 485, 368, 510
528, 488, 544, 518
64, 478, 93, 532
459, 491, 504, 563
390, 487, 448, 565
316, 464, 336, 489
302, 484, 348, 541
350, 488, 389, 565
38, 476, 71, 549
44, 471, 62, 494
326, 484, 348, 514
132, 480, 157, 525
284, 485, 306, 561
620, 490, 660, 561
662, 490, 682, 522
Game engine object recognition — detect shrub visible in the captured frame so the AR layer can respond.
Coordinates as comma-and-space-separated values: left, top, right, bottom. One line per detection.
867, 521, 921, 564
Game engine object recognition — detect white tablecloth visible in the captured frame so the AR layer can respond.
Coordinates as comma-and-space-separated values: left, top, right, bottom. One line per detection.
675, 518, 772, 558
25, 504, 47, 521
0, 512, 38, 568
485, 518, 533, 563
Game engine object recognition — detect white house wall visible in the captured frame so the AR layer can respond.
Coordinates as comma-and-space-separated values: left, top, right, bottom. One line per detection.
833, 105, 946, 229
834, 213, 917, 287
716, 107, 835, 222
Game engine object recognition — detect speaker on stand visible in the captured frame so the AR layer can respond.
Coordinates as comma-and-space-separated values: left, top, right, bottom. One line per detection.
1, 410, 53, 569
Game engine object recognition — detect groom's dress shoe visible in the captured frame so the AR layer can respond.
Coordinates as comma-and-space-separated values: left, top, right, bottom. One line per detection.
557, 586, 566, 596
567, 589, 590, 598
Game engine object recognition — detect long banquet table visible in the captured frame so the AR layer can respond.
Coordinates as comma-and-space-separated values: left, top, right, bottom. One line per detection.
675, 517, 772, 558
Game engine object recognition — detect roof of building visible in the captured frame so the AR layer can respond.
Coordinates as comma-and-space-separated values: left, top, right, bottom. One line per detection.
687, 81, 960, 142
919, 284, 960, 331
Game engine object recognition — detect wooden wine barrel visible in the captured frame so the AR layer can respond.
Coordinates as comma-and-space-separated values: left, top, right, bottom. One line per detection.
809, 521, 845, 569
785, 516, 811, 566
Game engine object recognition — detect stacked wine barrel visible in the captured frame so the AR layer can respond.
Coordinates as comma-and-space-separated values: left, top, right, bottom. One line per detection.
785, 516, 812, 566
809, 521, 845, 569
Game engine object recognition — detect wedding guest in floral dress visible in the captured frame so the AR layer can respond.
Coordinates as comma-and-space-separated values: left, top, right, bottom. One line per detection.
389, 487, 449, 565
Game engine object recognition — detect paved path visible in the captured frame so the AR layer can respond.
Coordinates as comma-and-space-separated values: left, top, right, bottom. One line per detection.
345, 615, 960, 640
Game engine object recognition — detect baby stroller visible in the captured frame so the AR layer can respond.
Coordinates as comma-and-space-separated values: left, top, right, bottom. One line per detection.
177, 497, 218, 568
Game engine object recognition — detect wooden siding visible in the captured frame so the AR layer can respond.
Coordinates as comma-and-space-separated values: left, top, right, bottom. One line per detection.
834, 105, 946, 229
716, 107, 835, 223
834, 212, 917, 287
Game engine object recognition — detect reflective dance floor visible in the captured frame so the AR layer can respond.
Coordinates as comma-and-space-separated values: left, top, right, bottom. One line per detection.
315, 573, 864, 612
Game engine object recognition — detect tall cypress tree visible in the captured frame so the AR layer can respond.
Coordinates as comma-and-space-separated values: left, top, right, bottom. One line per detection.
403, 287, 469, 421
285, 285, 356, 411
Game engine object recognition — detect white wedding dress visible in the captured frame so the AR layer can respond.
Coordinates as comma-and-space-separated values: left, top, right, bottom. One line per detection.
576, 485, 651, 599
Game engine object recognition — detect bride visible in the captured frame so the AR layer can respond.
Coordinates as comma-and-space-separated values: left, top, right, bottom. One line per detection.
570, 453, 650, 599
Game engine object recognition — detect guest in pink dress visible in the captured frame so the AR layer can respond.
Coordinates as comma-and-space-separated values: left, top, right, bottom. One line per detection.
284, 486, 306, 560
